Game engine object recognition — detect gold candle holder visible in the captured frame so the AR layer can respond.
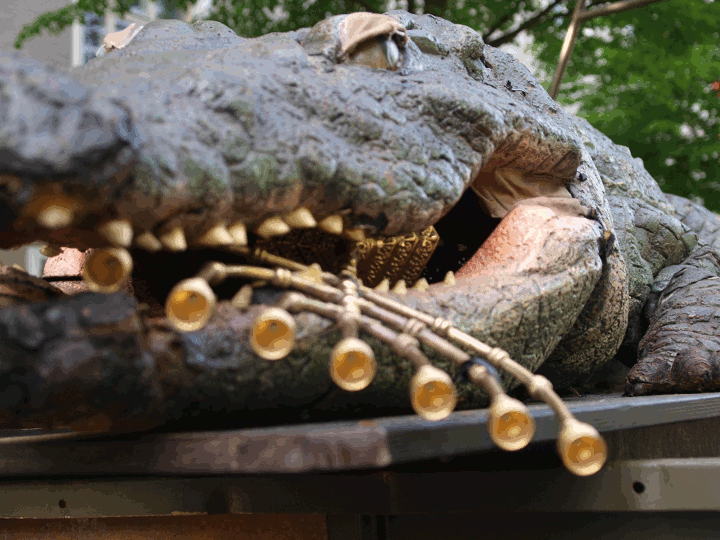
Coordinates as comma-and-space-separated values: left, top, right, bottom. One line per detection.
409, 364, 457, 421
250, 307, 296, 361
557, 418, 608, 476
165, 277, 217, 332
82, 247, 133, 293
329, 337, 377, 391
488, 394, 536, 451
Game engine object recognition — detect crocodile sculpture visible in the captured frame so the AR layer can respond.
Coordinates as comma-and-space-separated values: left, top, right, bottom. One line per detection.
0, 11, 718, 466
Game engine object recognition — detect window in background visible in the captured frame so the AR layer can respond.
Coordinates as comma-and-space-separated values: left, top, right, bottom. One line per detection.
36, 0, 200, 277
81, 11, 105, 65
74, 0, 160, 68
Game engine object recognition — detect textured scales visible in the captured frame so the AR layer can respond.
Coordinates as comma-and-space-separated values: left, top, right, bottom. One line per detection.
0, 12, 715, 434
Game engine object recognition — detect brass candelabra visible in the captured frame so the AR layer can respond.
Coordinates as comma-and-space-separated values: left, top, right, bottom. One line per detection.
158, 246, 607, 476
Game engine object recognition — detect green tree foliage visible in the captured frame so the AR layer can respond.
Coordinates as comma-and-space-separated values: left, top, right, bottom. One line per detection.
14, 0, 720, 209
531, 1, 720, 210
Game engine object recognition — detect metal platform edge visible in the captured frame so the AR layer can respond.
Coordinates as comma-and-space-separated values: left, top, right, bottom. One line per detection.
0, 392, 719, 476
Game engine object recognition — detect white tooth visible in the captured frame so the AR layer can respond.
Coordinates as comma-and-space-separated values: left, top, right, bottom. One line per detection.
443, 271, 456, 286
11, 264, 26, 273
231, 284, 253, 310
392, 280, 407, 295
135, 231, 162, 252
98, 219, 133, 247
298, 263, 324, 284
36, 204, 74, 230
39, 244, 62, 258
255, 217, 290, 238
318, 215, 343, 235
284, 207, 316, 229
413, 278, 429, 291
375, 278, 390, 292
159, 226, 187, 252
345, 227, 366, 242
198, 222, 234, 246
228, 221, 248, 245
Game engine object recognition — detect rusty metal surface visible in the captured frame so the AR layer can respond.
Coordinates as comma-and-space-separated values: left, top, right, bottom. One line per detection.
6, 455, 720, 518
0, 392, 718, 477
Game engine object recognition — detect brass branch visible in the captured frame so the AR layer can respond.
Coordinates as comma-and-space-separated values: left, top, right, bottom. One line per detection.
166, 256, 607, 474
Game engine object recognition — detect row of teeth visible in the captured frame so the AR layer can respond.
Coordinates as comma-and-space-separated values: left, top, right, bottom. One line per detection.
33, 206, 366, 254
375, 271, 456, 294
31, 202, 458, 293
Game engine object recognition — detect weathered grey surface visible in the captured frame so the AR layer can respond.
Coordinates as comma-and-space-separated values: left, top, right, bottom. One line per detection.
627, 247, 720, 395
666, 192, 720, 251
0, 12, 716, 432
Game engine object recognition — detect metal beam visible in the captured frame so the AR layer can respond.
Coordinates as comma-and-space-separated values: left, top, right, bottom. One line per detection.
3, 457, 720, 518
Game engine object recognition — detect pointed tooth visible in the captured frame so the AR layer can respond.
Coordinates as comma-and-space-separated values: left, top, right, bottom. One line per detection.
443, 271, 456, 286
228, 221, 248, 245
231, 285, 253, 310
11, 264, 26, 273
255, 216, 290, 238
135, 231, 162, 252
375, 278, 390, 292
298, 263, 324, 284
98, 219, 133, 247
413, 278, 429, 291
198, 222, 234, 246
36, 204, 74, 230
159, 226, 187, 252
392, 279, 407, 295
40, 244, 62, 258
284, 207, 316, 229
345, 227, 366, 242
318, 215, 343, 235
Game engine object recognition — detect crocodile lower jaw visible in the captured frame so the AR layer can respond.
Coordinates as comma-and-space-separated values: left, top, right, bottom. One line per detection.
0, 184, 605, 439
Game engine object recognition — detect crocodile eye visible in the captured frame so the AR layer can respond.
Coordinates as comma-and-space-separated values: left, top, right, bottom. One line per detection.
338, 13, 408, 71
346, 35, 402, 70
381, 37, 401, 67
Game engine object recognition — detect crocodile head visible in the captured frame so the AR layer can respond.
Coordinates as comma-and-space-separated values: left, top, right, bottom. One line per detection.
0, 12, 629, 434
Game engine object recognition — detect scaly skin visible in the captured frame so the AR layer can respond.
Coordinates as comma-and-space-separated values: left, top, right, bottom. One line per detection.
0, 12, 714, 432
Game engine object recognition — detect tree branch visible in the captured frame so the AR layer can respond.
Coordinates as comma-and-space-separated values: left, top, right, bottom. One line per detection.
482, 10, 516, 41
580, 0, 667, 20
487, 0, 566, 47
550, 0, 587, 98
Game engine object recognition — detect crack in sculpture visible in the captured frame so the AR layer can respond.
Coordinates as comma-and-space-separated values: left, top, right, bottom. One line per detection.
0, 11, 717, 477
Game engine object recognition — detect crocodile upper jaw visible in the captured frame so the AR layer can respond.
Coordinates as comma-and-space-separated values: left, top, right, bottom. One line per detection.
0, 12, 630, 431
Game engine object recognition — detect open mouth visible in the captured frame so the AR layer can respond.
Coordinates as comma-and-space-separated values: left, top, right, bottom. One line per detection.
0, 11, 622, 475
25, 163, 581, 317
0, 166, 609, 475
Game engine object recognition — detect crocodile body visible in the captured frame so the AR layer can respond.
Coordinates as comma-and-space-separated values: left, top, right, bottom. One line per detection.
0, 11, 716, 433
